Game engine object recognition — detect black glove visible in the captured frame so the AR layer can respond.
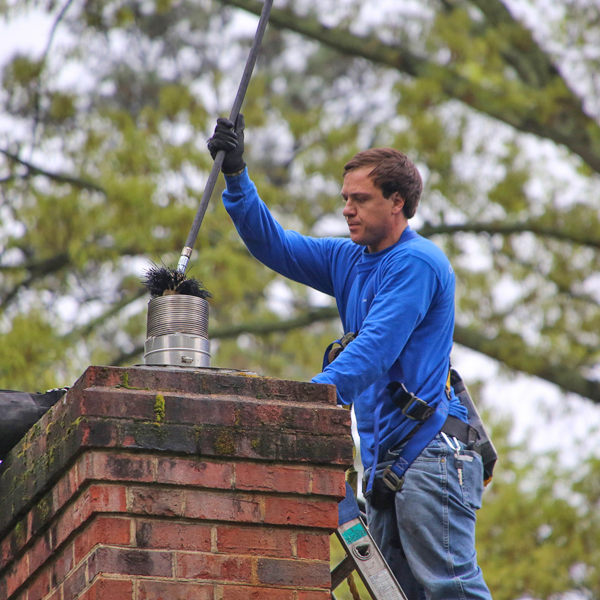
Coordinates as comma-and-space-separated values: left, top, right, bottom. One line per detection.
207, 114, 246, 175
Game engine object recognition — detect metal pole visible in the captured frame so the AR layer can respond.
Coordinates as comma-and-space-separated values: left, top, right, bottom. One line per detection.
177, 0, 274, 273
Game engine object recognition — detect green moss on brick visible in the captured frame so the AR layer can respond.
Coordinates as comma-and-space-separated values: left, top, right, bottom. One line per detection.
154, 394, 166, 423
65, 416, 86, 437
215, 430, 236, 455
117, 371, 149, 391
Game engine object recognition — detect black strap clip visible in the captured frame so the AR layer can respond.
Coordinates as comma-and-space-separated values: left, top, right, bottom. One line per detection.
382, 466, 405, 492
388, 382, 435, 422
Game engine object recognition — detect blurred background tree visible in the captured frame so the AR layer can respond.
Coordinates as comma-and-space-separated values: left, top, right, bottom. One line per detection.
1, 0, 600, 597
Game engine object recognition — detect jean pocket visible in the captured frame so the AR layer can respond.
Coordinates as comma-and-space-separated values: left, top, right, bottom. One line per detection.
460, 451, 484, 510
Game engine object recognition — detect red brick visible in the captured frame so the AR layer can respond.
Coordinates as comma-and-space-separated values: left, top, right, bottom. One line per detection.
29, 530, 54, 574
4, 552, 29, 599
176, 553, 252, 583
79, 577, 134, 600
30, 496, 57, 539
0, 518, 27, 571
219, 585, 295, 600
88, 546, 173, 579
165, 396, 238, 427
45, 589, 62, 600
63, 561, 87, 600
10, 589, 27, 600
216, 526, 293, 558
257, 557, 331, 589
185, 491, 262, 524
135, 520, 211, 552
85, 452, 156, 484
264, 497, 339, 529
137, 579, 213, 600
75, 516, 132, 562
235, 463, 310, 494
79, 418, 119, 449
53, 485, 127, 549
297, 533, 330, 561
298, 592, 334, 600
128, 487, 184, 517
156, 457, 233, 489
27, 566, 51, 600
311, 468, 346, 498
51, 543, 74, 588
52, 467, 79, 516
81, 388, 156, 420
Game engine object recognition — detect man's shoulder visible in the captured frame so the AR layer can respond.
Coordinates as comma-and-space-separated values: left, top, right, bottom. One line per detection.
387, 235, 453, 278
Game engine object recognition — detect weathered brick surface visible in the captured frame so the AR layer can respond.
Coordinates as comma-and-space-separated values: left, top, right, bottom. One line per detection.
74, 516, 132, 563
297, 532, 331, 561
218, 585, 296, 600
88, 546, 173, 579
0, 366, 353, 598
257, 557, 331, 588
297, 592, 336, 600
176, 552, 253, 582
134, 520, 212, 552
79, 577, 134, 600
215, 525, 294, 558
137, 579, 213, 599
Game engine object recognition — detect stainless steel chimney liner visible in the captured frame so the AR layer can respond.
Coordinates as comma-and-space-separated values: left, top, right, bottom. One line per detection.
144, 295, 211, 368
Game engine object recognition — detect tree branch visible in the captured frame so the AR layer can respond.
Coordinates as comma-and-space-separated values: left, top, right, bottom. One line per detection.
454, 325, 600, 404
0, 252, 71, 307
63, 288, 148, 342
419, 221, 600, 249
218, 0, 600, 173
0, 149, 105, 193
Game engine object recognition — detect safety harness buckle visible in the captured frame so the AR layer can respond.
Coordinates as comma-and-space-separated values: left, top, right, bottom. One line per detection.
387, 382, 435, 422
402, 394, 432, 420
382, 466, 405, 492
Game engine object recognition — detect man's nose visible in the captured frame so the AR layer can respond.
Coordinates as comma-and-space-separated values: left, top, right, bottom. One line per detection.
343, 200, 355, 217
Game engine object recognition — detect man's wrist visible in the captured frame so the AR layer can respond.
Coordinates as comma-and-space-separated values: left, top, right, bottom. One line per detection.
224, 167, 245, 177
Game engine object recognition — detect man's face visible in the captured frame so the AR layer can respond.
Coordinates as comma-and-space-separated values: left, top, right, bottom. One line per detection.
341, 167, 404, 253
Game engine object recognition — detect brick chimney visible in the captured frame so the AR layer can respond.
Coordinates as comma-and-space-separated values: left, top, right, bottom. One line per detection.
0, 366, 353, 599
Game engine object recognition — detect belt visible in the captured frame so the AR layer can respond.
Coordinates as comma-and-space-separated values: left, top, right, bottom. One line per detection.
389, 414, 478, 457
440, 415, 479, 447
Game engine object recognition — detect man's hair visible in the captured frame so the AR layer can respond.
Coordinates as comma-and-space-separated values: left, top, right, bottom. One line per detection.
343, 148, 422, 218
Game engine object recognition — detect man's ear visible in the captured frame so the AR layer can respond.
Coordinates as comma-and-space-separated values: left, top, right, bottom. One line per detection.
391, 192, 405, 213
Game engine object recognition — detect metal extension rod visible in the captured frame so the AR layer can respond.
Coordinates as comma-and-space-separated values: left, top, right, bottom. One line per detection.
177, 0, 274, 274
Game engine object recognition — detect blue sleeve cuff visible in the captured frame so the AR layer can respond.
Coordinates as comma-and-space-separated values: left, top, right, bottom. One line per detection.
311, 373, 347, 406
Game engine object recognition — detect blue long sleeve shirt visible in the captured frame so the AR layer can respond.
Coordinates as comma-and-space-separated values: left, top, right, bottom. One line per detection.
223, 169, 467, 469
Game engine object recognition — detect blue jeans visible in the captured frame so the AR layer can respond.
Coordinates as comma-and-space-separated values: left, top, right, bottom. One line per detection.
366, 434, 492, 600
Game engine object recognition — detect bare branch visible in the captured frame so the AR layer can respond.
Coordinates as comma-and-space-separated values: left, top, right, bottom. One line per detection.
0, 149, 105, 193
0, 252, 71, 307
454, 325, 600, 404
419, 221, 600, 249
63, 288, 148, 342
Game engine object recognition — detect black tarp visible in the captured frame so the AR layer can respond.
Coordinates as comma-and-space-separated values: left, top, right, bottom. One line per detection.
0, 388, 67, 460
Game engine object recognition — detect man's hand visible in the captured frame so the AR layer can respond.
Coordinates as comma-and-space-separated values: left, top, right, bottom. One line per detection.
207, 114, 246, 175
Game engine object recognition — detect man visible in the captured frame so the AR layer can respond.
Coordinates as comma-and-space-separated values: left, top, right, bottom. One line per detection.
208, 115, 491, 600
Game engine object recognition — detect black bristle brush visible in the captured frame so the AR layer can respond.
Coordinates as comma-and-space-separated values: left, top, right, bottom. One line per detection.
142, 264, 212, 299
141, 0, 274, 298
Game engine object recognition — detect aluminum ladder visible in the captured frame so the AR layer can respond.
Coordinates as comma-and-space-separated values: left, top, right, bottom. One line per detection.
332, 491, 408, 600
